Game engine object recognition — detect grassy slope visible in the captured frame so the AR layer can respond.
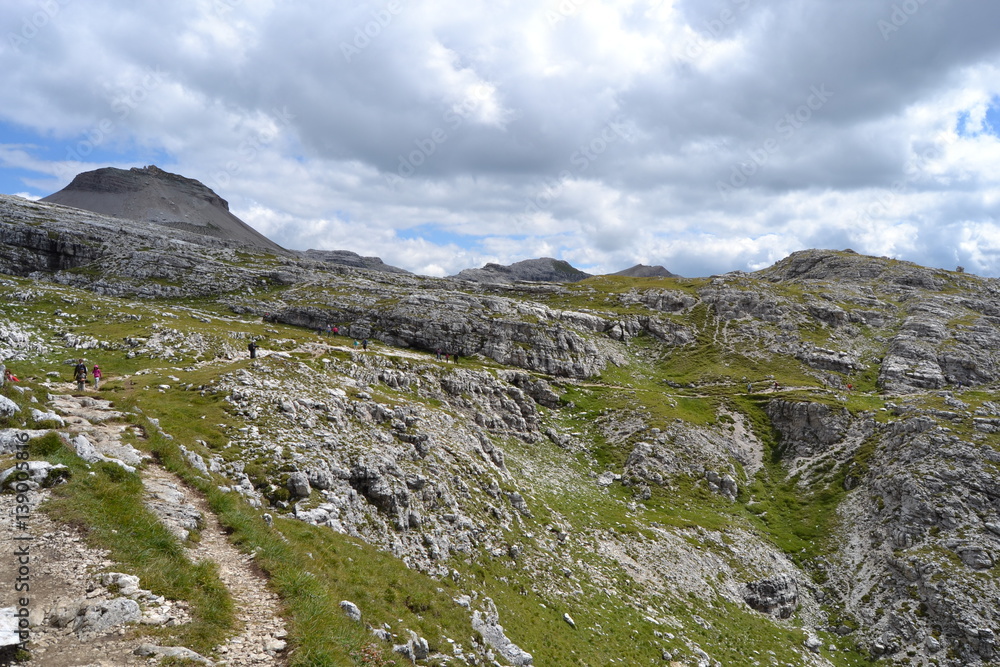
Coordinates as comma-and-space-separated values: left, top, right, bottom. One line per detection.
0, 270, 905, 666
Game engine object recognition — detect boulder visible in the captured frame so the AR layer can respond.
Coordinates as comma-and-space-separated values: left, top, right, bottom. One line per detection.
287, 472, 311, 498
339, 600, 362, 622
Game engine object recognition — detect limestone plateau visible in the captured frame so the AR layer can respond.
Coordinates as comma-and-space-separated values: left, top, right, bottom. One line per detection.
1, 189, 1000, 666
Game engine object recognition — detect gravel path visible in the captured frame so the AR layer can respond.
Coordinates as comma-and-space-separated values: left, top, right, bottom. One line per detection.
1, 389, 288, 665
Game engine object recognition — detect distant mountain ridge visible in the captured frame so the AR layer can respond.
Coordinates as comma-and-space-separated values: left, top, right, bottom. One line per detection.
39, 167, 679, 280
451, 258, 677, 283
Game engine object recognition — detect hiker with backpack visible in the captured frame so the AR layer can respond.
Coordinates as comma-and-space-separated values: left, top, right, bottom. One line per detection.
74, 358, 88, 391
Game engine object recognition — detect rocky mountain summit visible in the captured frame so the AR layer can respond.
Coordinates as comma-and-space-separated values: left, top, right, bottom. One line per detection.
1, 195, 999, 666
611, 264, 676, 278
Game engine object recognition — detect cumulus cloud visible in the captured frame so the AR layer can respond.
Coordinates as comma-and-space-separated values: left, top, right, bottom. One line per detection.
1, 0, 1000, 276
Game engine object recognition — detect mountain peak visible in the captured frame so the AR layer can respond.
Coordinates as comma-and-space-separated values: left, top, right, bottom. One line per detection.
609, 264, 676, 278
42, 165, 284, 253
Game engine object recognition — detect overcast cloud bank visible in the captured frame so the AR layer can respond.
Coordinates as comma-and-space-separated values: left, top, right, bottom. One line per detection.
2, 0, 1000, 277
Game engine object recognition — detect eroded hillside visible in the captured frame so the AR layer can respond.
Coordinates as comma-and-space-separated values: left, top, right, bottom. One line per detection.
1, 196, 999, 666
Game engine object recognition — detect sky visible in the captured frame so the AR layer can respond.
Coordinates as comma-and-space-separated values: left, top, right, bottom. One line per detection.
2, 0, 1000, 278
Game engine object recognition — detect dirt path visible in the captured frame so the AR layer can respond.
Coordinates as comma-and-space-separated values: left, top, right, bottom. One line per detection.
142, 466, 288, 666
2, 389, 288, 665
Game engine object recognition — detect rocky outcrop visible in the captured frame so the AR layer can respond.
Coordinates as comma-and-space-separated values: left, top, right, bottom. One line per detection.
298, 249, 410, 274
766, 400, 852, 459
744, 575, 799, 619
451, 257, 591, 284
472, 598, 533, 665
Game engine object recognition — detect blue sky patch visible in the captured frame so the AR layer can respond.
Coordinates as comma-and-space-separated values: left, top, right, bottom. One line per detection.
396, 224, 471, 247
956, 97, 1000, 138
0, 120, 166, 197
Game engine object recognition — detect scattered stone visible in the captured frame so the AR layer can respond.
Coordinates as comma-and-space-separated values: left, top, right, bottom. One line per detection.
472, 598, 533, 665
135, 643, 212, 664
340, 600, 362, 622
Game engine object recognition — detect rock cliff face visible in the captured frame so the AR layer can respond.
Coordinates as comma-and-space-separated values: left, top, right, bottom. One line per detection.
767, 397, 1000, 665
3, 201, 1000, 665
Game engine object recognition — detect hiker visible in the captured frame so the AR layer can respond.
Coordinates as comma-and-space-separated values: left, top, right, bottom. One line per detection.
362, 339, 368, 351
248, 340, 258, 359
333, 326, 339, 336
4, 368, 18, 384
74, 358, 88, 391
92, 364, 102, 389
454, 352, 460, 363
747, 382, 752, 393
354, 340, 360, 348
435, 349, 441, 360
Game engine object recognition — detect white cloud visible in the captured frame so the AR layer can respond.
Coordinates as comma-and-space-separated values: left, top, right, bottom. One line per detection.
2, 0, 1000, 276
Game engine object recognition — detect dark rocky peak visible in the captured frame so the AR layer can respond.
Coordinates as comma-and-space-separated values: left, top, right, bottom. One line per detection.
451, 257, 591, 284
610, 264, 676, 278
42, 165, 285, 254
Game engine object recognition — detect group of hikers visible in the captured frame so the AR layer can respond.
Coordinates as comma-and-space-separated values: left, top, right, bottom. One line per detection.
317, 324, 368, 350
72, 358, 102, 391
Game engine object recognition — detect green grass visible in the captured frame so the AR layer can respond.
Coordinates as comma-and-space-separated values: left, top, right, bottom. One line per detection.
36, 432, 236, 654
